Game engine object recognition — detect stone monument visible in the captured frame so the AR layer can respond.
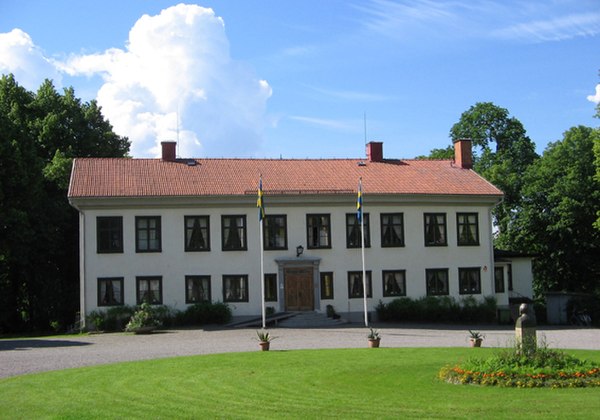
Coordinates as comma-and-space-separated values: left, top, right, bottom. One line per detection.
515, 303, 536, 354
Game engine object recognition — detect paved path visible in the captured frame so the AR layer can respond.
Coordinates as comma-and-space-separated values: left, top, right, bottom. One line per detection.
1, 324, 598, 379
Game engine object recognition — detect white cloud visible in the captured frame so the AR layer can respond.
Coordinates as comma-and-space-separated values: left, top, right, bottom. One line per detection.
493, 13, 600, 42
0, 28, 62, 90
588, 84, 600, 104
61, 4, 272, 157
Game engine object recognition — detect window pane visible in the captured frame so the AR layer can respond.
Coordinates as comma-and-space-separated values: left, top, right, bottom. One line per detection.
457, 213, 479, 246
137, 276, 162, 304
98, 277, 124, 306
320, 272, 334, 300
186, 276, 211, 303
223, 275, 249, 302
424, 213, 447, 246
136, 216, 161, 252
459, 268, 481, 294
97, 217, 123, 253
426, 269, 448, 295
264, 274, 278, 302
185, 216, 209, 251
383, 270, 406, 297
347, 271, 372, 298
264, 216, 287, 250
307, 214, 331, 248
494, 267, 505, 293
222, 216, 247, 250
346, 213, 370, 248
381, 213, 404, 247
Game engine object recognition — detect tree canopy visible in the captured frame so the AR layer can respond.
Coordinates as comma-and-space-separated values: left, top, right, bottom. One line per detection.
511, 126, 600, 294
449, 102, 538, 242
0, 74, 129, 332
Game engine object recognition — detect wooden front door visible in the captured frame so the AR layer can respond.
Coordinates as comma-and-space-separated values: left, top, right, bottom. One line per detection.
285, 267, 314, 311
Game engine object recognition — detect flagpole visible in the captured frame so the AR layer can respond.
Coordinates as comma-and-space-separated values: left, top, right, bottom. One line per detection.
260, 218, 265, 329
358, 177, 368, 327
258, 176, 266, 329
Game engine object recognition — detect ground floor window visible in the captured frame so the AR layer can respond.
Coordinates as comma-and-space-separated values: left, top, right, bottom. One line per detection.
185, 275, 211, 303
136, 276, 162, 304
347, 271, 372, 298
382, 270, 406, 297
494, 266, 505, 293
320, 272, 334, 299
223, 275, 249, 302
98, 277, 124, 306
426, 269, 448, 296
459, 267, 481, 294
264, 274, 278, 302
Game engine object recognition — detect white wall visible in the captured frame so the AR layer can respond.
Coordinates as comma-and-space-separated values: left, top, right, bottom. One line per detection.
77, 196, 498, 317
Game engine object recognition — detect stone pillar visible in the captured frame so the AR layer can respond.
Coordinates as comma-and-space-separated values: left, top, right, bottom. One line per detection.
515, 303, 537, 354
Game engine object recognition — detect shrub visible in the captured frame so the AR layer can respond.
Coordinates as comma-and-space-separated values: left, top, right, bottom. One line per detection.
175, 302, 232, 326
376, 295, 497, 324
125, 303, 162, 332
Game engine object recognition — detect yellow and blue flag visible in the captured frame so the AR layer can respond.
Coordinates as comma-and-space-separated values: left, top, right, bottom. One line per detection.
357, 178, 363, 223
257, 177, 265, 221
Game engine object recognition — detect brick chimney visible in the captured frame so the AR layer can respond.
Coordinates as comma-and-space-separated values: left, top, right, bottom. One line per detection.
453, 138, 472, 169
161, 141, 176, 162
366, 141, 383, 162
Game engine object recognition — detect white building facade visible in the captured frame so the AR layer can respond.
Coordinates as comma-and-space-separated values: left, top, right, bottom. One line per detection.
69, 140, 528, 322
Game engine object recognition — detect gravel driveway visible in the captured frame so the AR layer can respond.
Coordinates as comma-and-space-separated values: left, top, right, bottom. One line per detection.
1, 324, 598, 379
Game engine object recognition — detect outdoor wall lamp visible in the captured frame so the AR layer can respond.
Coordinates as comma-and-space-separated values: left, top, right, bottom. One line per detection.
296, 245, 304, 257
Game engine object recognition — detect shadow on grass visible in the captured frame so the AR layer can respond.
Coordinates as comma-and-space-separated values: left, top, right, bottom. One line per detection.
0, 339, 92, 351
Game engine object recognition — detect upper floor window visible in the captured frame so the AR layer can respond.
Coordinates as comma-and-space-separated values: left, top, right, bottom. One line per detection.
426, 268, 449, 296
185, 216, 210, 251
97, 216, 123, 253
264, 215, 287, 250
381, 213, 404, 247
424, 213, 447, 246
348, 271, 372, 298
136, 216, 161, 252
136, 276, 162, 304
185, 275, 211, 303
320, 272, 334, 300
459, 267, 481, 294
457, 213, 479, 246
97, 277, 124, 306
222, 215, 247, 251
307, 214, 331, 249
223, 275, 249, 302
382, 270, 406, 297
264, 274, 278, 302
346, 213, 370, 248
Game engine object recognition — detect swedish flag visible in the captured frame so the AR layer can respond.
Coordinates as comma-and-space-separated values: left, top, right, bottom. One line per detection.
257, 177, 265, 221
357, 178, 363, 223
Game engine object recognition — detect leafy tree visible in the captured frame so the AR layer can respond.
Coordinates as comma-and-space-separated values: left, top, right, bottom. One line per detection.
511, 126, 600, 294
449, 102, 538, 245
0, 74, 129, 332
416, 146, 454, 160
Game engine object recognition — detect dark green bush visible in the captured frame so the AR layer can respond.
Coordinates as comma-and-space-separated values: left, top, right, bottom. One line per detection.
176, 302, 232, 326
376, 295, 497, 324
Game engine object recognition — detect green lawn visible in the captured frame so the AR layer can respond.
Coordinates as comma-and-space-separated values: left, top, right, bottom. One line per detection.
1, 348, 599, 419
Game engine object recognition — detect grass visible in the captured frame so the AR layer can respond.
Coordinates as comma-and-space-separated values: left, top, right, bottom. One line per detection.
1, 348, 600, 419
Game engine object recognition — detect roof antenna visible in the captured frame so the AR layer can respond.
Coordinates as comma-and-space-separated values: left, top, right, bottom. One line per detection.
358, 112, 367, 166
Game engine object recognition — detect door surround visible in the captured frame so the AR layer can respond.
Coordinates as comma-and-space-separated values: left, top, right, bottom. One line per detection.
274, 256, 321, 313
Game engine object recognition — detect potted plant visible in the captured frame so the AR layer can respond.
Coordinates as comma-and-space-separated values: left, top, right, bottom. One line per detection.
125, 303, 161, 334
468, 330, 484, 347
367, 328, 381, 348
256, 329, 275, 351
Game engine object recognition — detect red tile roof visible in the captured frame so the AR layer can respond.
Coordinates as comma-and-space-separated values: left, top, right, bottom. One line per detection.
68, 158, 503, 199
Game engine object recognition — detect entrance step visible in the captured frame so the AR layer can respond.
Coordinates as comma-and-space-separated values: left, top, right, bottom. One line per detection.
277, 311, 349, 328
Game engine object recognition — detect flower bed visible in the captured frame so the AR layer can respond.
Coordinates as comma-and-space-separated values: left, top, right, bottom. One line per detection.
439, 344, 600, 388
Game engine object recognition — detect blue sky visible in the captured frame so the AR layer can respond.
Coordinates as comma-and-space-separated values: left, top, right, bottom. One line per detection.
1, 0, 599, 159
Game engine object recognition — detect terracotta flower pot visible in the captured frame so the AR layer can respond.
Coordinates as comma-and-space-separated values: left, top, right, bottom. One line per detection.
368, 338, 380, 348
470, 338, 483, 348
259, 341, 270, 351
